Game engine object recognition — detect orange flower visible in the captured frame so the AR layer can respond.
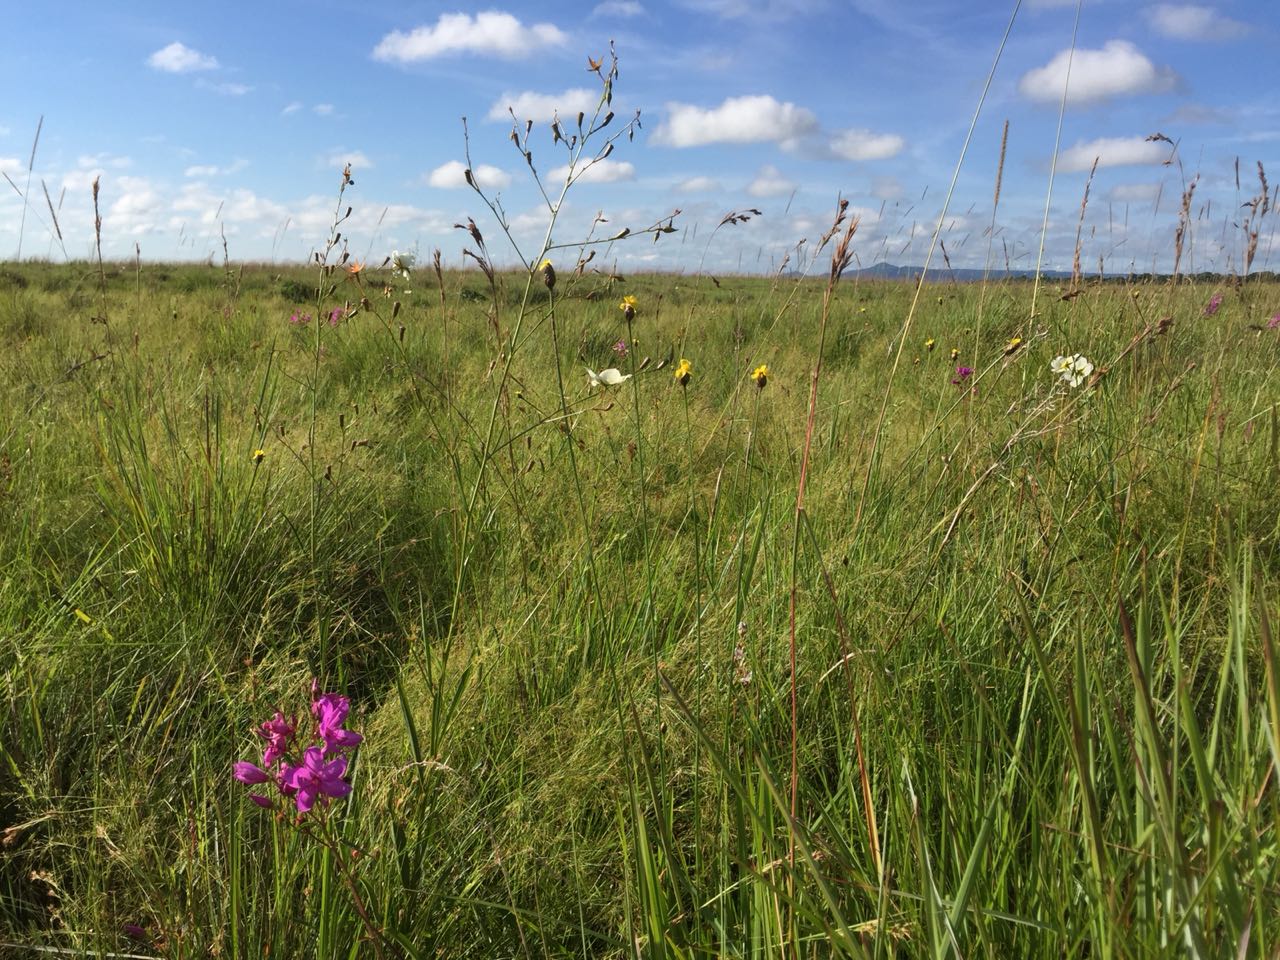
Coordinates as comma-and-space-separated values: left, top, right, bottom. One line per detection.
348, 260, 365, 277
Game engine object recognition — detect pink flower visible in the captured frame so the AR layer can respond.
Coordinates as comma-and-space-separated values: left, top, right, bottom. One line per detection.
282, 746, 352, 813
289, 311, 312, 325
233, 761, 271, 785
951, 366, 974, 385
1203, 293, 1223, 317
257, 712, 297, 766
328, 307, 344, 326
312, 691, 363, 754
1267, 312, 1280, 330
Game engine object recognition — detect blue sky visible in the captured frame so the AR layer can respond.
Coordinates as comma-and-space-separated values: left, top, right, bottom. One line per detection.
2, 0, 1277, 274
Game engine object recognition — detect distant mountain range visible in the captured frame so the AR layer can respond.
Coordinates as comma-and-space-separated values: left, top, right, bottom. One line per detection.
853, 261, 1075, 282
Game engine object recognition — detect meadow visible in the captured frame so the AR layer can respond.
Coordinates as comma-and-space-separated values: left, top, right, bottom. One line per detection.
3, 66, 1280, 958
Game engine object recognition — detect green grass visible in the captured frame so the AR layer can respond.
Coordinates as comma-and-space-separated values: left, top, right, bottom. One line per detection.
2, 252, 1280, 958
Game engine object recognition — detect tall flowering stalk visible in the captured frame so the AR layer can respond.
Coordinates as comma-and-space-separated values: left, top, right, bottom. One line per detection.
234, 682, 387, 957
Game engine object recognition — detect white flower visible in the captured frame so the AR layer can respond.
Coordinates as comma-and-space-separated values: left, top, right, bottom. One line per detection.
1050, 355, 1073, 377
586, 367, 632, 388
390, 250, 415, 281
1065, 355, 1093, 388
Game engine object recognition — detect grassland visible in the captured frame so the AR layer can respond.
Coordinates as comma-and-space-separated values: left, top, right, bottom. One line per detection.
1, 250, 1279, 957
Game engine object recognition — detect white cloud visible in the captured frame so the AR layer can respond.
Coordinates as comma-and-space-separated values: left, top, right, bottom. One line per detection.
1057, 136, 1171, 172
78, 153, 131, 170
282, 101, 303, 116
147, 41, 219, 73
592, 0, 644, 15
427, 160, 512, 189
653, 95, 818, 148
487, 88, 600, 122
313, 104, 334, 116
196, 79, 252, 96
829, 128, 905, 161
1109, 183, 1162, 203
0, 156, 21, 176
746, 164, 796, 197
324, 150, 373, 170
677, 175, 721, 192
372, 12, 566, 62
1146, 4, 1246, 40
550, 158, 636, 183
1019, 41, 1178, 105
872, 176, 903, 200
184, 159, 249, 179
185, 165, 220, 178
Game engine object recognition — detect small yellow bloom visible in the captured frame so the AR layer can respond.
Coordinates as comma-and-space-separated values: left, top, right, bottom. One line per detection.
619, 294, 637, 321
925, 338, 936, 351
674, 357, 692, 386
253, 449, 266, 464
950, 347, 959, 361
751, 364, 769, 389
540, 259, 556, 290
1004, 336, 1023, 355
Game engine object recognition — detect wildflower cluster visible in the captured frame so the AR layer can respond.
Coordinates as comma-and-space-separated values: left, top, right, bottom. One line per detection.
234, 682, 362, 815
1050, 353, 1094, 388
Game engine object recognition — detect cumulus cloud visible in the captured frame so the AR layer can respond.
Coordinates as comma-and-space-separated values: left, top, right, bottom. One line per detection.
372, 12, 566, 62
677, 175, 721, 192
1146, 4, 1246, 40
653, 95, 818, 148
746, 164, 796, 198
487, 88, 600, 122
1109, 183, 1162, 203
1057, 136, 1171, 172
0, 156, 22, 176
829, 128, 905, 161
1019, 41, 1178, 105
427, 160, 512, 189
147, 41, 219, 73
593, 0, 644, 14
549, 158, 636, 183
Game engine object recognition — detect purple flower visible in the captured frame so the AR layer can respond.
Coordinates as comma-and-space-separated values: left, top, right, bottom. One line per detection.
328, 307, 344, 327
1267, 312, 1280, 330
282, 746, 352, 813
289, 311, 312, 325
249, 794, 273, 808
951, 366, 974, 385
312, 691, 363, 754
612, 338, 629, 358
1203, 293, 1224, 317
233, 761, 271, 785
257, 712, 296, 766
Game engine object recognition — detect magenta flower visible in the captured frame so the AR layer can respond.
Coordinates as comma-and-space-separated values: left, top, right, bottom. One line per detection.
612, 338, 629, 358
1267, 312, 1280, 330
328, 306, 344, 326
312, 692, 363, 753
1203, 293, 1223, 317
233, 761, 271, 785
257, 712, 296, 766
289, 311, 312, 325
951, 366, 974, 385
283, 746, 352, 813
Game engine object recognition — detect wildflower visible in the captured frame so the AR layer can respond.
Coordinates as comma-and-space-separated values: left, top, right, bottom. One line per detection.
252, 448, 265, 464
586, 367, 632, 388
1203, 292, 1223, 316
390, 250, 415, 281
1065, 355, 1093, 387
1050, 355, 1073, 377
289, 312, 311, 326
540, 259, 556, 291
752, 364, 769, 389
348, 260, 365, 277
951, 366, 974, 385
233, 761, 271, 785
1004, 336, 1022, 355
674, 358, 692, 387
312, 691, 363, 754
281, 746, 352, 814
328, 307, 344, 326
257, 712, 297, 766
924, 338, 936, 351
950, 347, 959, 361
619, 294, 638, 321
612, 338, 629, 358
1268, 313, 1280, 330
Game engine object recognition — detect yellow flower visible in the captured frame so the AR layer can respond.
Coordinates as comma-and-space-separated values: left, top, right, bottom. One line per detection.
925, 338, 935, 351
540, 259, 556, 290
252, 449, 266, 464
619, 294, 637, 321
950, 347, 959, 361
1004, 336, 1023, 355
751, 364, 769, 389
674, 357, 692, 386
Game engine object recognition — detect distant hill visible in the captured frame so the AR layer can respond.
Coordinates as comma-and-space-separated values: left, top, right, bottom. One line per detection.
854, 261, 1075, 282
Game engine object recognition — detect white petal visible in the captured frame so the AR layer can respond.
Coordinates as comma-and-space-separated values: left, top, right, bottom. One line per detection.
597, 368, 632, 385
